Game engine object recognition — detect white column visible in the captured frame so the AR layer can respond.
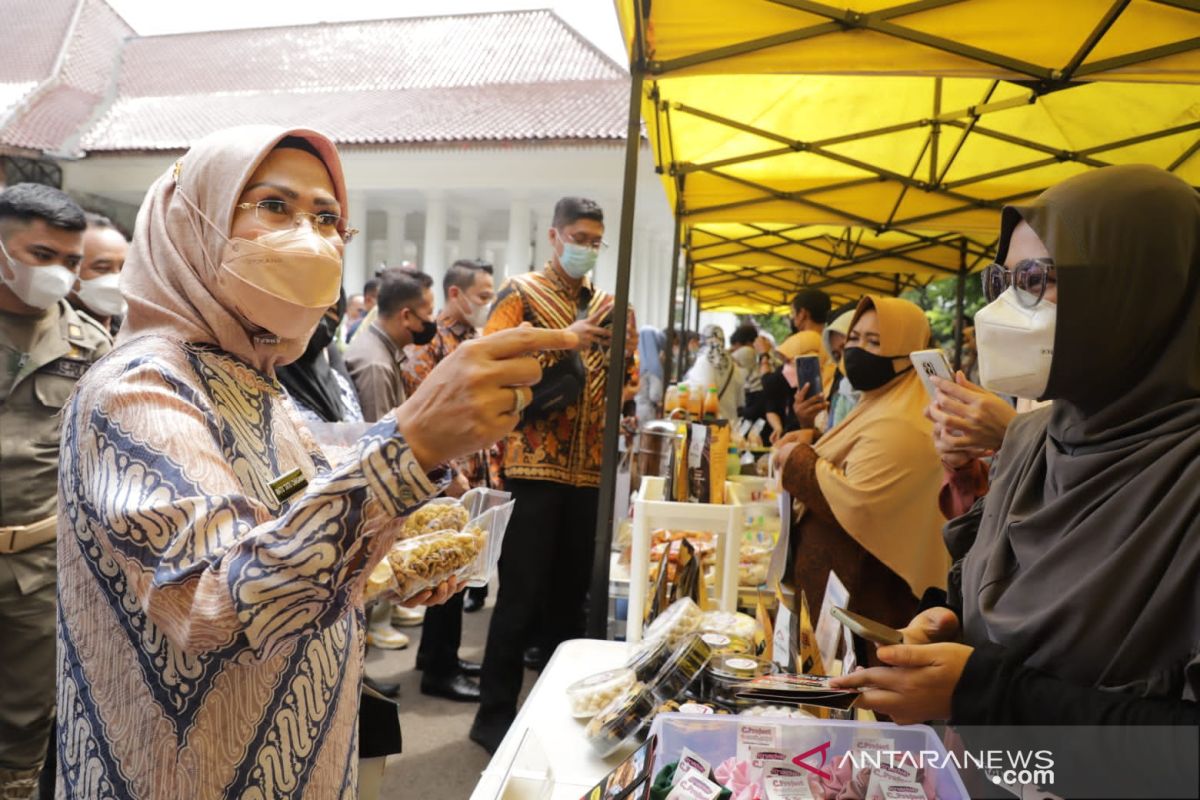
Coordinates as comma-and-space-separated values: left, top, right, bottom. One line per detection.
532, 205, 552, 271
505, 196, 531, 282
458, 208, 480, 261
653, 233, 672, 329
343, 190, 368, 294
423, 192, 448, 289
386, 206, 407, 266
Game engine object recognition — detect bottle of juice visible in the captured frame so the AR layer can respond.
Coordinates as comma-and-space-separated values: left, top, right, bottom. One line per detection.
687, 384, 703, 420
663, 384, 679, 417
677, 383, 691, 421
703, 385, 720, 421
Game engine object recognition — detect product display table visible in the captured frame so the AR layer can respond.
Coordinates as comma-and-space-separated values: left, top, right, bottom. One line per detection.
471, 639, 635, 800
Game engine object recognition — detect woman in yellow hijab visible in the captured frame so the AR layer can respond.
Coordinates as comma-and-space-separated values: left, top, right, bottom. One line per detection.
775, 296, 949, 642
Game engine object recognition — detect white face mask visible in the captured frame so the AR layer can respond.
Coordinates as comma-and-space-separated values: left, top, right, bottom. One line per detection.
459, 293, 490, 329
0, 237, 77, 310
975, 286, 1057, 399
76, 273, 127, 317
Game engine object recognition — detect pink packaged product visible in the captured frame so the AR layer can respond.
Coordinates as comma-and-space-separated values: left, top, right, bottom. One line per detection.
647, 715, 966, 800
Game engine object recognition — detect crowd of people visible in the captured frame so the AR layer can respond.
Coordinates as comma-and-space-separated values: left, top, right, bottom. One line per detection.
0, 121, 1195, 800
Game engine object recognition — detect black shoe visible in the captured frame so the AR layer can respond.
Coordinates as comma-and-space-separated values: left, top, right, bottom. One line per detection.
469, 719, 507, 755
523, 646, 548, 672
458, 659, 482, 678
463, 592, 485, 613
420, 673, 481, 703
362, 675, 401, 698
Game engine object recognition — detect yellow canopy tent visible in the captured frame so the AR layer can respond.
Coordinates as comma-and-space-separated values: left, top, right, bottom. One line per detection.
615, 0, 1200, 314
586, 0, 1199, 635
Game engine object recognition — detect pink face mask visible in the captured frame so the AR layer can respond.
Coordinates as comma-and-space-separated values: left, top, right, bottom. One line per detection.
217, 227, 342, 340
178, 188, 343, 341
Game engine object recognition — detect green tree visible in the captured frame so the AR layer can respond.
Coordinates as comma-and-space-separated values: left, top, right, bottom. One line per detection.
749, 313, 792, 344
903, 273, 986, 355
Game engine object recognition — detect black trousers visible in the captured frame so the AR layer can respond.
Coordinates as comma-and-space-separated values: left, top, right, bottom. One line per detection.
474, 479, 599, 736
417, 590, 464, 674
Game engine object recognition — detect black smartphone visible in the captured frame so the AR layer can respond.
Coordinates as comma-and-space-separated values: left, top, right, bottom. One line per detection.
794, 355, 823, 397
831, 606, 904, 646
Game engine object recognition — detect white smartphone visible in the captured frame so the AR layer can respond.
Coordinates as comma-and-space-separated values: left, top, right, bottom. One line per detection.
909, 348, 954, 398
831, 606, 904, 646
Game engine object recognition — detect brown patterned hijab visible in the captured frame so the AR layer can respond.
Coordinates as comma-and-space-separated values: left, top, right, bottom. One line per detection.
117, 125, 348, 373
952, 165, 1200, 698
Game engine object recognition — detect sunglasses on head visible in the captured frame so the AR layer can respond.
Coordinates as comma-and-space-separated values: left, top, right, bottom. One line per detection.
981, 257, 1056, 307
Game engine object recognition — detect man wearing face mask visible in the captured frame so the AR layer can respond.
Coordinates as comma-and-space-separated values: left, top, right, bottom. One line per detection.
67, 213, 129, 337
401, 258, 496, 702
471, 196, 638, 753
345, 265, 436, 423
0, 184, 111, 799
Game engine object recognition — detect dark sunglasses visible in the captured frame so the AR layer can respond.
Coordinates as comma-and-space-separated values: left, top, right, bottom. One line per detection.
981, 257, 1056, 307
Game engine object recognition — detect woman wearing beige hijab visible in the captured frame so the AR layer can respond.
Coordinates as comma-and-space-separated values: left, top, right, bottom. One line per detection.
55, 126, 574, 799
775, 296, 948, 645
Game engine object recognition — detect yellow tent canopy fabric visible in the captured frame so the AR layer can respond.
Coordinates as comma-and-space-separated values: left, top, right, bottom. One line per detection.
617, 0, 1200, 312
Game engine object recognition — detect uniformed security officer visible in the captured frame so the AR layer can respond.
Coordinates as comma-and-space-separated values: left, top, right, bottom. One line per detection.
0, 184, 111, 800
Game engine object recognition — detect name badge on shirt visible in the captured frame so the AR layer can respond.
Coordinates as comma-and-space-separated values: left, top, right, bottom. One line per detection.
38, 358, 90, 381
270, 468, 308, 503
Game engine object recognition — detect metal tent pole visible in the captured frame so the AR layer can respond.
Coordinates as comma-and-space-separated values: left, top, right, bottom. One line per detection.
586, 28, 645, 640
662, 209, 683, 384
954, 237, 967, 371
678, 259, 692, 381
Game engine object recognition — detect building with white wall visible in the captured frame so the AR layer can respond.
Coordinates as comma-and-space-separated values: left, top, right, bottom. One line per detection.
0, 2, 678, 327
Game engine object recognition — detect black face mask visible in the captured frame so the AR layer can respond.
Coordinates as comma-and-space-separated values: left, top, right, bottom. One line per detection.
409, 316, 438, 346
842, 347, 909, 391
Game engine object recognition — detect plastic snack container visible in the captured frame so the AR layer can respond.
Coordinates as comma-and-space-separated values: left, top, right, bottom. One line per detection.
584, 683, 656, 758
648, 633, 713, 703
566, 667, 637, 719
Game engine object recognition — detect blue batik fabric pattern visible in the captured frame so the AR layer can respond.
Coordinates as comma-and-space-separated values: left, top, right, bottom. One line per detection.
55, 336, 444, 799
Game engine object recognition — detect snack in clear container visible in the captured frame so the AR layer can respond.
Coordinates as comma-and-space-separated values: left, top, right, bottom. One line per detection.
364, 558, 394, 602
643, 597, 703, 648
738, 557, 770, 587
566, 667, 637, 719
699, 609, 758, 642
387, 528, 482, 600
584, 683, 655, 758
698, 631, 753, 656
647, 633, 712, 703
703, 653, 775, 709
738, 704, 816, 719
400, 499, 470, 539
459, 499, 515, 589
626, 636, 671, 682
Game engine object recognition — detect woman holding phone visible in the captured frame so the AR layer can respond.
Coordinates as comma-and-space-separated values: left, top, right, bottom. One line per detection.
773, 296, 948, 642
833, 166, 1199, 733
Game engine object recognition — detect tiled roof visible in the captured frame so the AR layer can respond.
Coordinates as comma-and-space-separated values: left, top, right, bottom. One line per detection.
0, 0, 80, 140
0, 0, 132, 152
0, 7, 630, 154
115, 11, 623, 95
80, 80, 629, 151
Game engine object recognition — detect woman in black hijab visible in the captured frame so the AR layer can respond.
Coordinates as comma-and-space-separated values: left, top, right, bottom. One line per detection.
277, 289, 363, 424
834, 166, 1199, 735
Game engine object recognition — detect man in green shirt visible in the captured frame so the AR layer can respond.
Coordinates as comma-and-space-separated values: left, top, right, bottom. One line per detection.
0, 184, 112, 799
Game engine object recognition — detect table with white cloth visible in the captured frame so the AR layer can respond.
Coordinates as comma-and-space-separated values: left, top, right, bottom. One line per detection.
471, 639, 636, 800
